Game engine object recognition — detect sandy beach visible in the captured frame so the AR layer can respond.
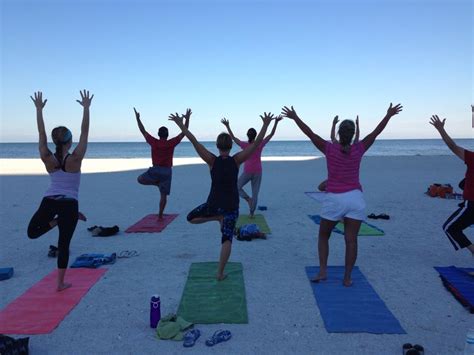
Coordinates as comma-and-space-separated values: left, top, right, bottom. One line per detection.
1, 155, 472, 354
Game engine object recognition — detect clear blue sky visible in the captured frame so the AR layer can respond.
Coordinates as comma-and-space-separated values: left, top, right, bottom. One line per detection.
1, 0, 472, 142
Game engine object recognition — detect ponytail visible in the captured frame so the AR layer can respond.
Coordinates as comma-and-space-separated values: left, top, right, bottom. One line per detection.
337, 120, 355, 154
51, 126, 72, 165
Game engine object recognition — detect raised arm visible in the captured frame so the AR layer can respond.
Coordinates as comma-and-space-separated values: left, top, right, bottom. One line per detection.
168, 112, 215, 166
30, 91, 58, 171
330, 116, 339, 143
221, 118, 242, 146
70, 90, 93, 162
264, 115, 283, 142
133, 107, 148, 138
429, 115, 464, 160
234, 112, 274, 165
354, 115, 360, 143
281, 106, 326, 153
361, 103, 402, 151
173, 108, 192, 141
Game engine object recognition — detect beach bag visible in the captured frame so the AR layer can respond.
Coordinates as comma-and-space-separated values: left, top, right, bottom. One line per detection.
427, 183, 453, 198
236, 224, 266, 241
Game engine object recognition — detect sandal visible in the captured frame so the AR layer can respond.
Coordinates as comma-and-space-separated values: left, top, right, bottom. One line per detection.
118, 250, 140, 258
205, 330, 232, 347
183, 329, 201, 347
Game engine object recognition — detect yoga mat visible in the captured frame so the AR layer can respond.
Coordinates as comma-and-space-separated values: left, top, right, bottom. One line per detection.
306, 266, 405, 334
235, 214, 271, 234
308, 215, 385, 236
125, 213, 178, 233
434, 266, 474, 313
177, 262, 248, 324
0, 268, 107, 334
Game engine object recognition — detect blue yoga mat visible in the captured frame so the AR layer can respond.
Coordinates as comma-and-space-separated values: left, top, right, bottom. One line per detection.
305, 266, 405, 334
434, 266, 474, 312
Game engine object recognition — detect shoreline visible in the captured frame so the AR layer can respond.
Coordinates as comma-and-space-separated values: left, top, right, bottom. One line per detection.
0, 157, 320, 175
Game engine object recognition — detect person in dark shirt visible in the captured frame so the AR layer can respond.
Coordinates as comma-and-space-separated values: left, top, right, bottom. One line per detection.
430, 115, 474, 254
134, 108, 190, 219
169, 110, 275, 280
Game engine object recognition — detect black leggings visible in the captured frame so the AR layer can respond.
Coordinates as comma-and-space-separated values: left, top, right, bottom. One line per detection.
443, 200, 474, 250
27, 197, 79, 268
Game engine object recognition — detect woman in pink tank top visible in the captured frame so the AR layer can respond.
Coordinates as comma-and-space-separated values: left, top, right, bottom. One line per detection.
282, 103, 402, 287
221, 117, 282, 217
27, 90, 93, 292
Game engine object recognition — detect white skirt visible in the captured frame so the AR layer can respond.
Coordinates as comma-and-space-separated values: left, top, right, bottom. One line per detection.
320, 189, 366, 221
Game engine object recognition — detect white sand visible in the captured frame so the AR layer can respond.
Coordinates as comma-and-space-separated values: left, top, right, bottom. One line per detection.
1, 156, 473, 354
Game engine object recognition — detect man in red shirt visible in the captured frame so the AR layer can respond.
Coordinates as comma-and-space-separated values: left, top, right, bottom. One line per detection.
134, 108, 191, 218
430, 115, 474, 254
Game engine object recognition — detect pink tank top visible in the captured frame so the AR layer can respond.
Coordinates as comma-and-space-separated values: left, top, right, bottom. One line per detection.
237, 138, 269, 174
44, 155, 81, 200
325, 141, 365, 193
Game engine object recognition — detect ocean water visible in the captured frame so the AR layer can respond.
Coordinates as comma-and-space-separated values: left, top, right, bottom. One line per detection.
0, 139, 473, 159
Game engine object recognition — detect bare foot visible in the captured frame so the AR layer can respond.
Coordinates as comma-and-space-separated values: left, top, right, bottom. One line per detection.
249, 213, 255, 219
57, 282, 72, 292
78, 212, 87, 221
343, 279, 353, 287
158, 214, 164, 220
217, 274, 227, 281
311, 274, 327, 283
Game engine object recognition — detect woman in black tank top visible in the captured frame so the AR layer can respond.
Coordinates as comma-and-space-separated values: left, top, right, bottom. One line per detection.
169, 110, 276, 280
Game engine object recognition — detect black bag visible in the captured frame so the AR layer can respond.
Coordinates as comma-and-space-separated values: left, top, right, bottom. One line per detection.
0, 334, 29, 355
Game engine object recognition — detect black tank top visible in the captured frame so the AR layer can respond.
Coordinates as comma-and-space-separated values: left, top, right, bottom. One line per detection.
207, 156, 239, 211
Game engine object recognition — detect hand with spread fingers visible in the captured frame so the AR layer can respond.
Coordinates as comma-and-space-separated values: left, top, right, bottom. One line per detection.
168, 112, 185, 128
30, 91, 47, 110
386, 103, 402, 117
281, 106, 299, 120
429, 115, 446, 131
221, 118, 230, 127
260, 112, 275, 125
76, 90, 94, 108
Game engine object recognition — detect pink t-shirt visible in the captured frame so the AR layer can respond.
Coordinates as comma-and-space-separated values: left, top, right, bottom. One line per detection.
237, 138, 269, 174
325, 141, 365, 193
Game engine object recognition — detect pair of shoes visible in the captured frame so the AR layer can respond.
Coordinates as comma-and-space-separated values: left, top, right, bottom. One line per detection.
205, 330, 232, 347
48, 245, 58, 258
403, 343, 424, 355
118, 250, 139, 258
367, 213, 390, 220
183, 329, 201, 347
88, 225, 120, 237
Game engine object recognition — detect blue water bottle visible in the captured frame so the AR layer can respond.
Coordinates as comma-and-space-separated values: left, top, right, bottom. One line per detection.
150, 295, 161, 328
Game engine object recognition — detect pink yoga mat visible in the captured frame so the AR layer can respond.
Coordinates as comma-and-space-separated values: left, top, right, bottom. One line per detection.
0, 268, 107, 334
125, 213, 178, 233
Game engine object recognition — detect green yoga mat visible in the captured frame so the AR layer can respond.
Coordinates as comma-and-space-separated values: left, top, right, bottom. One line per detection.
177, 262, 248, 324
235, 214, 271, 234
336, 221, 384, 236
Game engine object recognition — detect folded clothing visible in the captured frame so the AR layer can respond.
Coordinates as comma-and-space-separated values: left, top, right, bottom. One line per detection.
156, 313, 193, 341
70, 253, 116, 268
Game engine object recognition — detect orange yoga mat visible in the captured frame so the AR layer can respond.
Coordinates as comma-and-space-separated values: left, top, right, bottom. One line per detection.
0, 268, 107, 334
125, 213, 178, 233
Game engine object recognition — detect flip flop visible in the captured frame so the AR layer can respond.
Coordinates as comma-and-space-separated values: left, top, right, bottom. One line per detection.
205, 330, 232, 347
183, 329, 201, 347
118, 250, 140, 258
377, 213, 390, 220
367, 213, 378, 219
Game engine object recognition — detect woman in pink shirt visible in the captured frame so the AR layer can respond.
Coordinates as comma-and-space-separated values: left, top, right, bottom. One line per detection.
282, 103, 402, 286
221, 117, 282, 217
